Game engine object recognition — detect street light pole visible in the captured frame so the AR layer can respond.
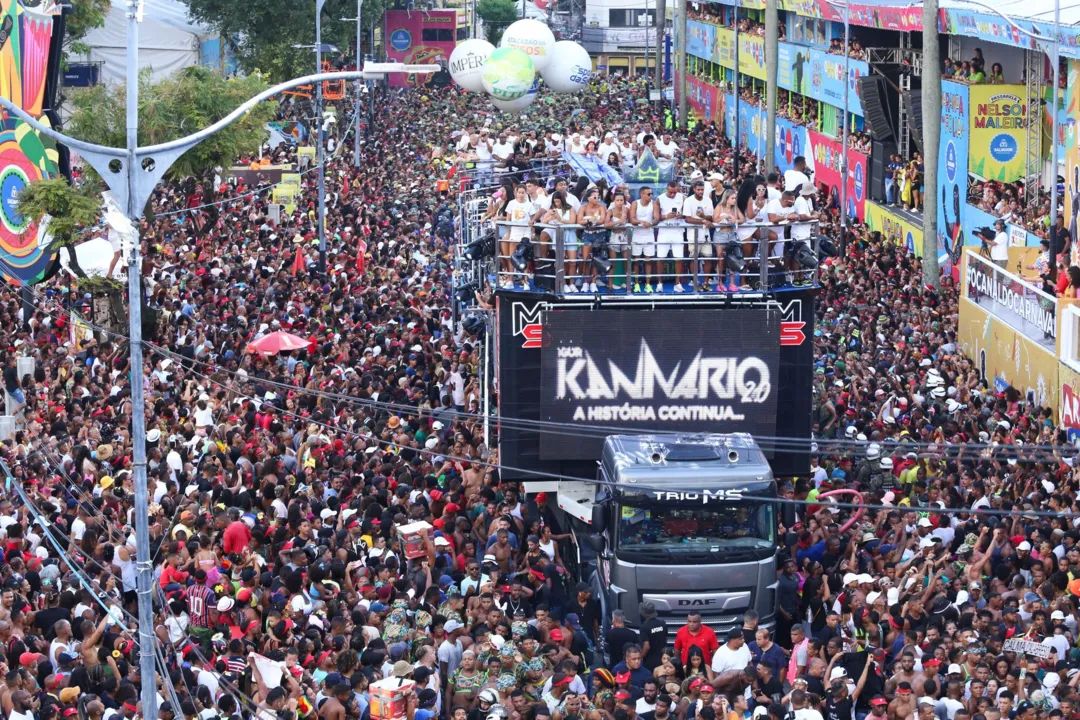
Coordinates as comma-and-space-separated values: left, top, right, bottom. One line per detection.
1049, 0, 1061, 277
316, 0, 327, 274
121, 3, 156, 717
356, 0, 363, 168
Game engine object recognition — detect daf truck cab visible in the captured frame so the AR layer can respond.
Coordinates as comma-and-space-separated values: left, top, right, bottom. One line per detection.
542, 433, 778, 635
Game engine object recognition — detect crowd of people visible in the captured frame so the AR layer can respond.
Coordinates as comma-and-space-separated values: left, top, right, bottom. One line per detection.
0, 61, 1078, 720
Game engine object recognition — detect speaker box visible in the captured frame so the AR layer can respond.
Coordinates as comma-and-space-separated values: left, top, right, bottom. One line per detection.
858, 75, 894, 142
903, 90, 923, 152
870, 138, 897, 203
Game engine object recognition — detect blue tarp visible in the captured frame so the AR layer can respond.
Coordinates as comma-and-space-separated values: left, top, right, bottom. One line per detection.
561, 151, 623, 187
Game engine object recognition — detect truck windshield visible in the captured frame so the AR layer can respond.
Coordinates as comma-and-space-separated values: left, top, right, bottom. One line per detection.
616, 496, 775, 552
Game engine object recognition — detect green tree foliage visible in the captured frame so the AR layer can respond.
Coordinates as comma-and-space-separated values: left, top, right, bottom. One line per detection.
64, 66, 276, 180
185, 0, 392, 81
64, 0, 110, 59
476, 0, 517, 44
15, 178, 100, 278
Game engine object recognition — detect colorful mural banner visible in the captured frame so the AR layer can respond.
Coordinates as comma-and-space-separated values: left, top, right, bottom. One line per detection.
0, 0, 64, 287
968, 84, 1028, 183
866, 201, 924, 256
939, 80, 970, 276
686, 20, 717, 63
806, 130, 867, 221
685, 74, 720, 123
807, 48, 865, 117
384, 10, 459, 88
773, 117, 809, 174
1067, 60, 1080, 250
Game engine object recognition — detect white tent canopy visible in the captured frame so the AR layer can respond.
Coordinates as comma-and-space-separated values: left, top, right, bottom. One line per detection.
68, 0, 214, 84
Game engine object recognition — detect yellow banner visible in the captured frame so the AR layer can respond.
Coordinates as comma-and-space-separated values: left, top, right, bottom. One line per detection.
864, 202, 924, 256
272, 185, 298, 215
297, 146, 316, 168
958, 297, 1060, 410
968, 84, 1028, 183
281, 173, 301, 190
707, 28, 765, 81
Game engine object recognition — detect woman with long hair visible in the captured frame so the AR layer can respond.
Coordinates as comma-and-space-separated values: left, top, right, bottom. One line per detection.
576, 187, 608, 293
542, 192, 577, 293
713, 188, 740, 291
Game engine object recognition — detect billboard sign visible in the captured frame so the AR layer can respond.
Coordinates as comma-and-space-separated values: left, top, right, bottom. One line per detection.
969, 85, 1027, 182
538, 309, 780, 457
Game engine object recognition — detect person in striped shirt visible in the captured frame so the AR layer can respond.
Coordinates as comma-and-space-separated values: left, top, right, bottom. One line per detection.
185, 569, 216, 652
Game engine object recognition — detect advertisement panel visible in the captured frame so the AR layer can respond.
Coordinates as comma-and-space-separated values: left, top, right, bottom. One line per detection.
968, 84, 1028, 182
865, 201, 924, 256
777, 42, 811, 97
1067, 60, 1080, 262
384, 10, 458, 87
1061, 363, 1080, 441
685, 74, 720, 123
539, 309, 780, 457
774, 118, 809, 174
959, 297, 1059, 410
738, 33, 766, 81
686, 20, 716, 62
807, 130, 868, 221
963, 250, 1057, 351
939, 80, 970, 271
808, 48, 866, 117
497, 293, 815, 478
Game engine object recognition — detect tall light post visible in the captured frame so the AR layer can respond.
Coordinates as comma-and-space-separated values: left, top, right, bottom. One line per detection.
840, 0, 849, 254
343, 0, 366, 167
0, 50, 435, 720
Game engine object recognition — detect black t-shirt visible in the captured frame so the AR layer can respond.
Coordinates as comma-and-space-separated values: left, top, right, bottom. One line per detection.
34, 606, 71, 637
607, 626, 638, 666
758, 674, 784, 701
640, 618, 668, 669
826, 696, 854, 720
565, 596, 602, 639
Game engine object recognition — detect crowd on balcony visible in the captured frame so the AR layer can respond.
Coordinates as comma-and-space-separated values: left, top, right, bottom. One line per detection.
969, 178, 1060, 240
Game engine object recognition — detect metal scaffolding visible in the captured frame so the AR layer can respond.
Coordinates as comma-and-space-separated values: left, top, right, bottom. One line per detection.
1025, 48, 1044, 207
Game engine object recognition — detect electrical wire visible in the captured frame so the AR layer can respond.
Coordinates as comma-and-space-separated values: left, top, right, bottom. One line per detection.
8, 274, 1063, 458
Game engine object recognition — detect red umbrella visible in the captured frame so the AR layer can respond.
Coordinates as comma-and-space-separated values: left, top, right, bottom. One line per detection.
246, 331, 311, 357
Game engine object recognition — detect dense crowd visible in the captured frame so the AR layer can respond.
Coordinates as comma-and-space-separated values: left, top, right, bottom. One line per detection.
0, 65, 1077, 720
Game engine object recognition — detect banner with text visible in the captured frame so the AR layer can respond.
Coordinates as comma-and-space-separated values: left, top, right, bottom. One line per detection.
807, 130, 867, 221
1067, 60, 1080, 255
939, 80, 970, 271
962, 250, 1057, 349
808, 48, 866, 117
539, 308, 779, 459
969, 84, 1028, 183
866, 201, 924, 256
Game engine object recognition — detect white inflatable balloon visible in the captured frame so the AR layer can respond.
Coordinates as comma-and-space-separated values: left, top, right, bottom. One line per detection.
448, 39, 494, 92
481, 47, 535, 101
499, 19, 556, 73
491, 78, 538, 113
540, 40, 591, 93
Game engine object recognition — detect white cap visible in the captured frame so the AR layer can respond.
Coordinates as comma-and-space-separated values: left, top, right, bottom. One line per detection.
866, 591, 881, 605
843, 572, 858, 586
857, 573, 874, 585
1044, 673, 1061, 689
434, 536, 451, 546
1052, 610, 1066, 620
830, 667, 848, 680
320, 508, 336, 521
918, 517, 933, 528
217, 597, 235, 612
948, 664, 963, 675
919, 537, 935, 549
887, 588, 900, 605
1018, 541, 1032, 551
956, 590, 969, 606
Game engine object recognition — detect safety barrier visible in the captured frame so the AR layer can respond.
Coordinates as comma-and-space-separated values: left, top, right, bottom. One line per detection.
478, 220, 829, 295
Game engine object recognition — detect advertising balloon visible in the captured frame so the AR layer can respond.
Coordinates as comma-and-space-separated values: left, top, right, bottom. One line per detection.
491, 77, 538, 113
481, 47, 535, 101
448, 39, 494, 92
499, 19, 556, 73
540, 41, 591, 93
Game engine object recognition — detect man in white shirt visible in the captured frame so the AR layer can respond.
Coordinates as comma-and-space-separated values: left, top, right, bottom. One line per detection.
784, 156, 811, 194
655, 133, 680, 167
474, 130, 493, 184
492, 132, 514, 167
618, 133, 637, 169
766, 190, 797, 267
711, 628, 752, 674
987, 220, 1010, 268
682, 180, 715, 291
766, 173, 782, 201
598, 132, 620, 163
656, 180, 688, 292
544, 132, 564, 156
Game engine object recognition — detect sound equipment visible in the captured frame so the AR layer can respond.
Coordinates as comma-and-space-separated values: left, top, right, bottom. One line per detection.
870, 138, 897, 203
858, 75, 894, 142
903, 90, 923, 152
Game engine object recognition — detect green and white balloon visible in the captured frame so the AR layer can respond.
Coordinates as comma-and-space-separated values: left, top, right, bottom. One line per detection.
481, 46, 535, 101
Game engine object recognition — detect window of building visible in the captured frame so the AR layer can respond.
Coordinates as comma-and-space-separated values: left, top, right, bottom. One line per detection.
608, 9, 654, 27
421, 28, 454, 41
